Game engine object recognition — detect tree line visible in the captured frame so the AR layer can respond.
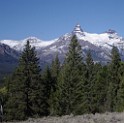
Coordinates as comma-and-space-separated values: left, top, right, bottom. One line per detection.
0, 35, 124, 121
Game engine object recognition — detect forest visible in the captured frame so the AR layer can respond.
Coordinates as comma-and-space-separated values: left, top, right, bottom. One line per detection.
0, 35, 124, 121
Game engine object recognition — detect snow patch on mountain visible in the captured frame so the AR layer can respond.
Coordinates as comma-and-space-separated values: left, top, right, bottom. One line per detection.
72, 25, 124, 51
0, 40, 19, 48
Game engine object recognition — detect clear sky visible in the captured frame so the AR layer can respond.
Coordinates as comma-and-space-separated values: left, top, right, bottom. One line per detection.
0, 0, 124, 40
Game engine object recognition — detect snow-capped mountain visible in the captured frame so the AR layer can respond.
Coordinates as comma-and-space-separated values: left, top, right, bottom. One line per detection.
36, 24, 124, 63
0, 24, 124, 65
73, 24, 123, 51
0, 37, 57, 51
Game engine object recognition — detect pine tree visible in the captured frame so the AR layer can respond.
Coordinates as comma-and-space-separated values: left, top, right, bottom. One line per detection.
116, 76, 124, 112
52, 54, 60, 74
5, 41, 44, 120
94, 65, 109, 112
51, 54, 60, 91
41, 65, 52, 115
54, 35, 85, 115
106, 46, 121, 112
84, 50, 96, 113
116, 62, 124, 112
49, 54, 60, 115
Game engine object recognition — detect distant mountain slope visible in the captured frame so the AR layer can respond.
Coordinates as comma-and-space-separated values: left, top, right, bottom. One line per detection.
0, 43, 19, 79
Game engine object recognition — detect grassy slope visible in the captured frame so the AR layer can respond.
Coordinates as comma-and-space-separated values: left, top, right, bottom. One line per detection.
5, 112, 124, 123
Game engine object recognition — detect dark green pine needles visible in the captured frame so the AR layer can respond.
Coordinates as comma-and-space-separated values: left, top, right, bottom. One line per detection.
54, 35, 85, 115
5, 41, 45, 120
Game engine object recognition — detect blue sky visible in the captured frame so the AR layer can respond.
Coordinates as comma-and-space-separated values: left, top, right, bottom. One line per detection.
0, 0, 124, 40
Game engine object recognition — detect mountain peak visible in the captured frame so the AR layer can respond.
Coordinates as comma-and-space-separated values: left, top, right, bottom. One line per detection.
105, 29, 117, 34
72, 24, 83, 33
23, 37, 41, 43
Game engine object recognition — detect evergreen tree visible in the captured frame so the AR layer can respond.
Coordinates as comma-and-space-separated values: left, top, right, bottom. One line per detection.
49, 54, 60, 115
54, 35, 85, 115
106, 46, 121, 112
51, 54, 60, 91
94, 65, 109, 112
5, 41, 43, 120
41, 65, 52, 115
116, 62, 124, 111
116, 76, 124, 112
84, 50, 96, 113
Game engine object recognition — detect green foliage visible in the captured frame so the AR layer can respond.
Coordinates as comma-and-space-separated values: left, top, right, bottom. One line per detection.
116, 76, 124, 112
5, 41, 43, 121
0, 87, 7, 95
49, 54, 60, 115
94, 65, 109, 112
83, 50, 96, 114
54, 35, 85, 115
2, 37, 124, 121
51, 54, 60, 82
41, 65, 52, 115
106, 46, 121, 112
116, 62, 124, 112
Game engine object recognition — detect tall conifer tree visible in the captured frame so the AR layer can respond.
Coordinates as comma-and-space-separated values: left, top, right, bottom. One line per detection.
94, 65, 109, 112
41, 65, 52, 115
5, 41, 44, 120
54, 35, 85, 115
106, 46, 121, 111
49, 54, 60, 115
116, 62, 124, 111
84, 50, 96, 113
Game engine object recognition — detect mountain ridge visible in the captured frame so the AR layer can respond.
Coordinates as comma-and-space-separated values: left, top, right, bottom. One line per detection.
0, 24, 124, 66
0, 24, 123, 52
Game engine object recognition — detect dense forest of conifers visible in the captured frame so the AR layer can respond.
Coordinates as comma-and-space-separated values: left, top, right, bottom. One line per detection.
0, 35, 124, 121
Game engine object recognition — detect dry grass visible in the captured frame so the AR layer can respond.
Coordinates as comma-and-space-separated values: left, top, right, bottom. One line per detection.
4, 112, 124, 123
